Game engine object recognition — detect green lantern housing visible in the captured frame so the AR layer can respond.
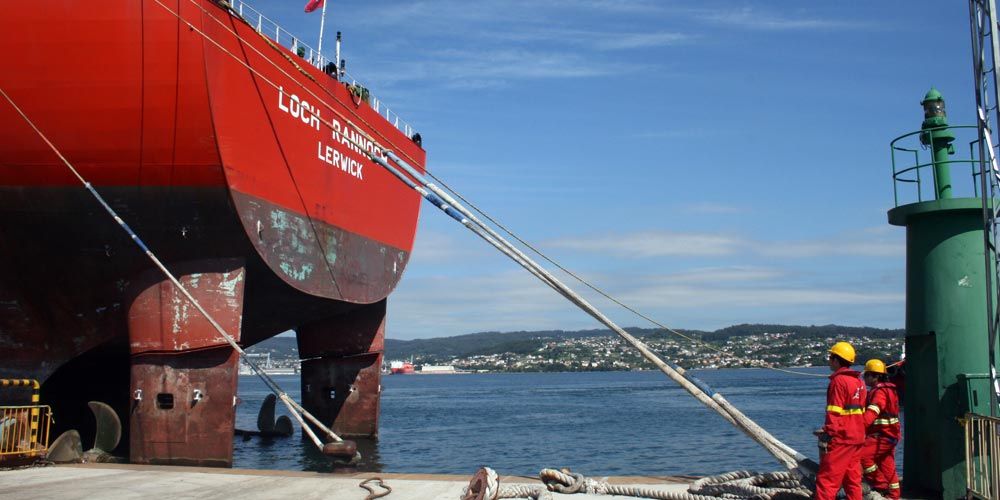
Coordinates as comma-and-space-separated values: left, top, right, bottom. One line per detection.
888, 89, 998, 499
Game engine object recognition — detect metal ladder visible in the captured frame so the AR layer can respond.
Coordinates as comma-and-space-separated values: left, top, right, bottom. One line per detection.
969, 0, 1000, 415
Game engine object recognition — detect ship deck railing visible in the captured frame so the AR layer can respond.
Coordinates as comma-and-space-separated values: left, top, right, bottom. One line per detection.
229, 0, 417, 139
0, 405, 52, 464
889, 125, 989, 207
963, 412, 1000, 499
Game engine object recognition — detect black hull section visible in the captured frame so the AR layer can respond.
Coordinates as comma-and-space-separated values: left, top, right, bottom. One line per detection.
0, 186, 386, 464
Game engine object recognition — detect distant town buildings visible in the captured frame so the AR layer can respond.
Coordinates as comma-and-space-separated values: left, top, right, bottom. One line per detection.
242, 331, 903, 374
434, 333, 902, 372
238, 352, 300, 376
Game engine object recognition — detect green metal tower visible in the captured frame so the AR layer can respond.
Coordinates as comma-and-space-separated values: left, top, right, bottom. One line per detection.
888, 89, 997, 499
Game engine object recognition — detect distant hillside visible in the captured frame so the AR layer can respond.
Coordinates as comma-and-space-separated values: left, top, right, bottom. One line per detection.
384, 327, 670, 360
701, 324, 901, 341
244, 324, 903, 362
385, 324, 900, 362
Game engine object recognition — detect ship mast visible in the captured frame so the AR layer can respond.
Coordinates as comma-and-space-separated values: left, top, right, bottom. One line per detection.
317, 0, 329, 60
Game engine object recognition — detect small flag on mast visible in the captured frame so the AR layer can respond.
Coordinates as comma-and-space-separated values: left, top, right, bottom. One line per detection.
304, 0, 324, 13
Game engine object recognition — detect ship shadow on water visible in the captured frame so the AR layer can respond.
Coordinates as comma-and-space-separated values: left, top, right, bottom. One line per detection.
232, 376, 383, 473
233, 433, 384, 473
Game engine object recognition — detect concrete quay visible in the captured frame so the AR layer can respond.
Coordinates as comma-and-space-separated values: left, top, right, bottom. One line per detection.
0, 463, 693, 499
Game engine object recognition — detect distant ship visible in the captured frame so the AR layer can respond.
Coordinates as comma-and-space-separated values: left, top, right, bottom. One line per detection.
0, 0, 424, 467
389, 361, 416, 375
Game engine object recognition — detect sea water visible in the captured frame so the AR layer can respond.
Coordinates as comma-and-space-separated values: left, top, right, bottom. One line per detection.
233, 368, 900, 477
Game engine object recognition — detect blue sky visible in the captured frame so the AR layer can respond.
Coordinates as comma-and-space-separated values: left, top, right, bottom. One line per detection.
248, 1, 978, 339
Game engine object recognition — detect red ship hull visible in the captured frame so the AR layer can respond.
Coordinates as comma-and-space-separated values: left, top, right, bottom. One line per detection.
0, 0, 424, 466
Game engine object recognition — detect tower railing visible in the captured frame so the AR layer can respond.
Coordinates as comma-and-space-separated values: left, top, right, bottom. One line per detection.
890, 125, 987, 206
963, 412, 1000, 499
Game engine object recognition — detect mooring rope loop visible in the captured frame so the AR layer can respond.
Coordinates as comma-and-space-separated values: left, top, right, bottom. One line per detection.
539, 469, 588, 494
358, 477, 392, 500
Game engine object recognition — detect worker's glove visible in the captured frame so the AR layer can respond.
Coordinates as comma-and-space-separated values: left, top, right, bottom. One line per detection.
814, 428, 831, 455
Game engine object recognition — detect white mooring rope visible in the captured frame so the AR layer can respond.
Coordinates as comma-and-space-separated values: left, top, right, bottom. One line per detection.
465, 467, 888, 500
423, 170, 825, 379
375, 149, 813, 474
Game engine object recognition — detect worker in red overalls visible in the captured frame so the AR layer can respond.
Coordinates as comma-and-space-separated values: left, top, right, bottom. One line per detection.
814, 341, 867, 500
861, 359, 901, 499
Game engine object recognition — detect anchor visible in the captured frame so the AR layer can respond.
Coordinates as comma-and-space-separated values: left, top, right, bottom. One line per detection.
234, 394, 293, 439
233, 394, 357, 463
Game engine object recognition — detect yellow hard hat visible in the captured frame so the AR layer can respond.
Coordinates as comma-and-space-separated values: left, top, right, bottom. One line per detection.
864, 359, 887, 375
828, 341, 856, 364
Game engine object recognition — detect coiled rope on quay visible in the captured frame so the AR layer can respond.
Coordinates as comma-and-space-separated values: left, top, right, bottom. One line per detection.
463, 467, 887, 500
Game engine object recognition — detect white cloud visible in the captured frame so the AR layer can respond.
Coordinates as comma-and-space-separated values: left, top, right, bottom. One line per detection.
337, 1, 690, 91
390, 227, 903, 337
352, 0, 669, 30
616, 281, 903, 309
544, 230, 903, 259
359, 47, 632, 90
387, 264, 903, 339
476, 26, 691, 51
547, 231, 742, 257
649, 266, 783, 284
389, 271, 582, 336
611, 267, 902, 310
590, 32, 695, 50
554, 0, 665, 15
408, 230, 465, 263
683, 202, 743, 214
697, 7, 869, 31
757, 240, 902, 258
594, 32, 690, 50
